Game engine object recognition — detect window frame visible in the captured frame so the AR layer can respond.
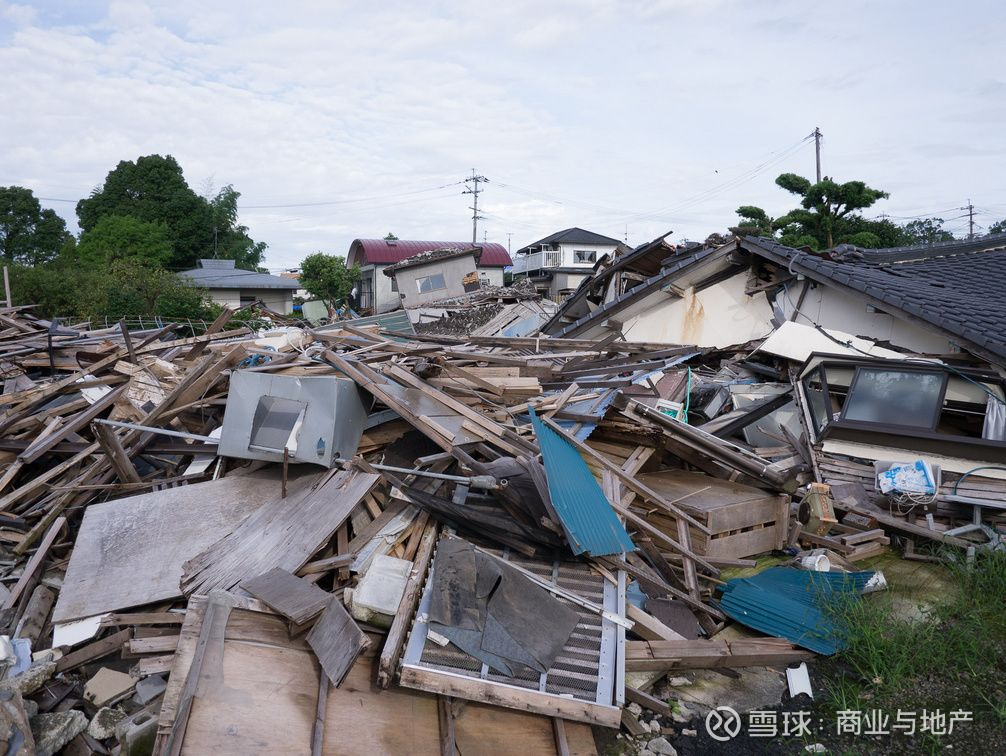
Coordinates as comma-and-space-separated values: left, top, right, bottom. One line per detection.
573, 249, 597, 264
837, 365, 948, 434
415, 273, 447, 294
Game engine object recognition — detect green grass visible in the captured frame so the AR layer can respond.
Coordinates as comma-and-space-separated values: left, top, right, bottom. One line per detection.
817, 549, 1006, 741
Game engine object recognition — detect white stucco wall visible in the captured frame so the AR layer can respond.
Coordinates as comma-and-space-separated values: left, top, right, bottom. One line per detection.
207, 289, 292, 313
779, 281, 955, 354
620, 274, 776, 347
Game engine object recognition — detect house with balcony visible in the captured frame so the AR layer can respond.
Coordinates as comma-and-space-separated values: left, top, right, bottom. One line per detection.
510, 228, 624, 301
347, 238, 512, 313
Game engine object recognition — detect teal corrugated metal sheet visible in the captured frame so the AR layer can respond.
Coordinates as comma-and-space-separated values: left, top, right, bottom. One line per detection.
529, 408, 635, 557
719, 567, 875, 655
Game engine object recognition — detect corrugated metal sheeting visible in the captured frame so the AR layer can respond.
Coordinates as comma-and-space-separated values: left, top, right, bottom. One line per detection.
718, 566, 876, 655
529, 408, 635, 557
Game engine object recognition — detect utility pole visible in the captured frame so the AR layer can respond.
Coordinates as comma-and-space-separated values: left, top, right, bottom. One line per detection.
506, 232, 512, 255
966, 199, 975, 239
462, 170, 489, 244
813, 127, 823, 183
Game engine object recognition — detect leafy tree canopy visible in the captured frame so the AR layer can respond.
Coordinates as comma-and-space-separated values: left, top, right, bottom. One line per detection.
76, 215, 173, 267
383, 232, 399, 241
988, 219, 1006, 236
11, 259, 217, 323
299, 253, 360, 312
208, 185, 266, 270
76, 155, 265, 270
774, 173, 889, 248
0, 186, 72, 265
731, 205, 775, 237
900, 218, 955, 246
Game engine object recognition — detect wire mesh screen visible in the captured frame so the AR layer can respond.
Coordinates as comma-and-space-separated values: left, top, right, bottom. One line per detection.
402, 540, 619, 708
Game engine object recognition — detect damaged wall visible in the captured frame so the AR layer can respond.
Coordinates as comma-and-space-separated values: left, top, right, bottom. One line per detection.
778, 281, 954, 354
621, 274, 775, 348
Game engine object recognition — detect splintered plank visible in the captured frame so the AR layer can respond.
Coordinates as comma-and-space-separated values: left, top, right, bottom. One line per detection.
241, 568, 332, 625
181, 468, 380, 596
306, 597, 369, 688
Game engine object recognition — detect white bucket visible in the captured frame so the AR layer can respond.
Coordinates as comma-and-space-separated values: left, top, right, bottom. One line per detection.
799, 553, 831, 572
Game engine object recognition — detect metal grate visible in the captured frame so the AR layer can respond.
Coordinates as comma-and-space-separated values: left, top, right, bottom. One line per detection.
401, 539, 623, 712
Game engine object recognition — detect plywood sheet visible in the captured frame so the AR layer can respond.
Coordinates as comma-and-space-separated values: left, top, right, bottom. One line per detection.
54, 471, 294, 623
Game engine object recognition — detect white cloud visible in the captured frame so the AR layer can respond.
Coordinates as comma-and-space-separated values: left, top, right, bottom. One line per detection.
2, 0, 1005, 268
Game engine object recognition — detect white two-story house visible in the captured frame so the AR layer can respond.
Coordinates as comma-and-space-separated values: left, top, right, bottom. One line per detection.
510, 227, 624, 301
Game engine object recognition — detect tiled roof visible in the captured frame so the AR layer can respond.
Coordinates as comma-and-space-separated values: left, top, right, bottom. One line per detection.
382, 247, 479, 276
516, 227, 622, 254
178, 260, 300, 290
741, 233, 1006, 361
348, 239, 512, 267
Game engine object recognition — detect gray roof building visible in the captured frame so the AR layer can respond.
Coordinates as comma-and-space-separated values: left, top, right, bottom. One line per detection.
178, 260, 301, 290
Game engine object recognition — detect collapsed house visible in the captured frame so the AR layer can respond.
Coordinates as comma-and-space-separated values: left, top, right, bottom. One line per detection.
0, 233, 1002, 754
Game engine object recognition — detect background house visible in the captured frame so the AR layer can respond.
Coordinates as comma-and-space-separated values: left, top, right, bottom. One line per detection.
347, 239, 512, 313
383, 248, 482, 309
178, 259, 300, 313
511, 227, 624, 301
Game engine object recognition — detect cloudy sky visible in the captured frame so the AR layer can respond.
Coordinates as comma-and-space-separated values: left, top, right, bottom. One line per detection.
3, 0, 1005, 270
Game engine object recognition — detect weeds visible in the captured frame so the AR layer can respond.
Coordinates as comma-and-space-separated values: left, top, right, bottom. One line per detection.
818, 549, 1006, 734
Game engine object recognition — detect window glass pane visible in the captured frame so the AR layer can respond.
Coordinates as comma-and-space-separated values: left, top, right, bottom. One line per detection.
574, 250, 596, 263
843, 369, 943, 428
250, 396, 306, 451
802, 368, 830, 434
430, 273, 445, 289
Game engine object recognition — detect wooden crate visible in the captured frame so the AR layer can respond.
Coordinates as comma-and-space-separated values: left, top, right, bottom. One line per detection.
636, 470, 790, 559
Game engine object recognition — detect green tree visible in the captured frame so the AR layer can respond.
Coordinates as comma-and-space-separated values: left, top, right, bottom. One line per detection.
76, 215, 174, 267
731, 206, 775, 237
0, 186, 72, 265
76, 155, 213, 269
9, 259, 216, 322
988, 219, 1006, 236
299, 253, 360, 313
383, 232, 399, 241
208, 185, 267, 270
774, 173, 889, 248
900, 218, 955, 245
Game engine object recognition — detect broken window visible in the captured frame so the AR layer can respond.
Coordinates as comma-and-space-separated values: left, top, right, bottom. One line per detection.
573, 250, 596, 263
802, 367, 831, 435
841, 368, 945, 429
416, 273, 446, 294
249, 396, 306, 453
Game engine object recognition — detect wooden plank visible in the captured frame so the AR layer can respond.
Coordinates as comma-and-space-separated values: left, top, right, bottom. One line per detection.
306, 596, 370, 688
92, 422, 142, 484
55, 628, 132, 672
626, 604, 686, 642
181, 468, 380, 596
127, 635, 180, 655
438, 696, 456, 756
312, 677, 328, 756
18, 384, 127, 464
624, 686, 672, 717
241, 568, 332, 625
54, 471, 287, 623
399, 664, 621, 729
101, 612, 186, 626
625, 638, 814, 671
378, 521, 439, 689
131, 654, 175, 677
3, 515, 65, 609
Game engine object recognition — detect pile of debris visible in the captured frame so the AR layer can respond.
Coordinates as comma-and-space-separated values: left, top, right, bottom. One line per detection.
413, 277, 556, 337
0, 228, 1003, 756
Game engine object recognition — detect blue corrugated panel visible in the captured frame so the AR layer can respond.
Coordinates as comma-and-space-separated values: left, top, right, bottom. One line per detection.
529, 407, 636, 557
719, 566, 876, 655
